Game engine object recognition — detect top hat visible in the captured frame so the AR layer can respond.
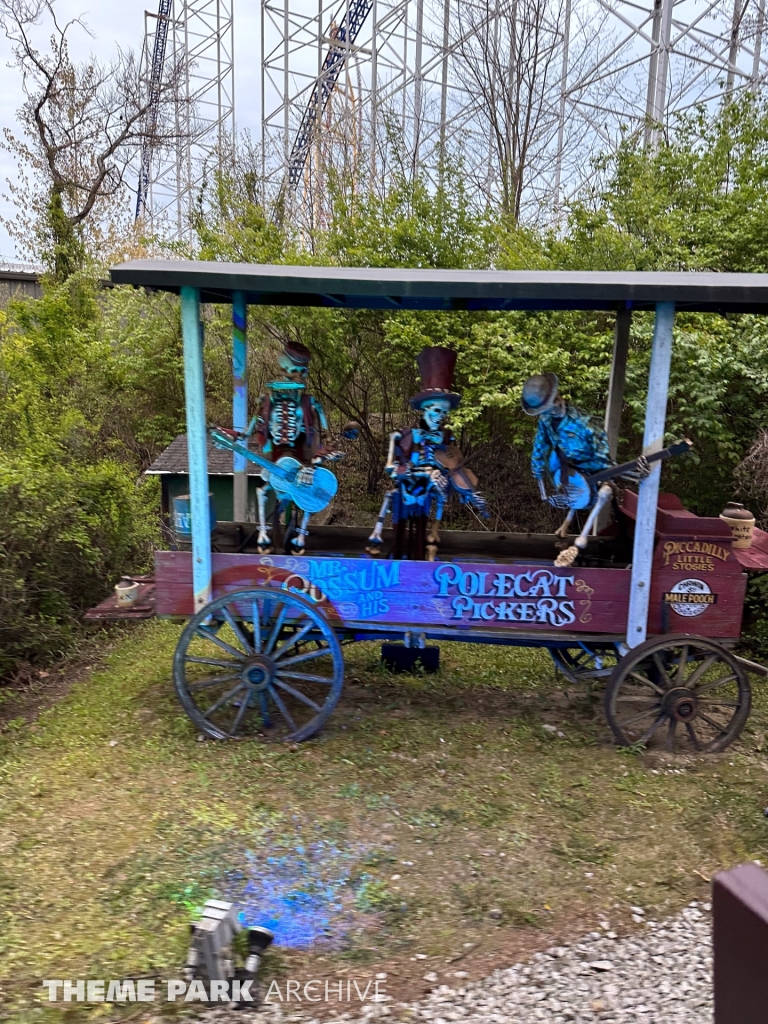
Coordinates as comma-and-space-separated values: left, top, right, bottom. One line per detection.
280, 341, 311, 368
522, 373, 559, 415
410, 346, 462, 410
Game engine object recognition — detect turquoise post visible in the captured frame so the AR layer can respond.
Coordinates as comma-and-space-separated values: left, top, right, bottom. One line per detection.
627, 301, 675, 647
181, 286, 212, 612
232, 292, 248, 522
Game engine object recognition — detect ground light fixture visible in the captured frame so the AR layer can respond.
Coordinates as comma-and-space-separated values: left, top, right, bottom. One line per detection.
184, 899, 274, 1003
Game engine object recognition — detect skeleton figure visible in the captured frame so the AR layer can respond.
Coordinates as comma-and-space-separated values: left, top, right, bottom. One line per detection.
522, 373, 647, 567
252, 341, 343, 555
368, 347, 487, 561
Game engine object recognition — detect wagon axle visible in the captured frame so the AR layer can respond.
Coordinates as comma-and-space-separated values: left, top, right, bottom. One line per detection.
244, 657, 274, 691
664, 687, 698, 723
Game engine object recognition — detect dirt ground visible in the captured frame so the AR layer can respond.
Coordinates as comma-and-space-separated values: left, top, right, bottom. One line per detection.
1, 620, 767, 1023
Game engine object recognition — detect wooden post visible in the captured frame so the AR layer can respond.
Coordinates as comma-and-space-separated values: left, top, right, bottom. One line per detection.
714, 862, 768, 1022
605, 307, 632, 460
627, 301, 674, 646
232, 292, 248, 522
180, 286, 212, 613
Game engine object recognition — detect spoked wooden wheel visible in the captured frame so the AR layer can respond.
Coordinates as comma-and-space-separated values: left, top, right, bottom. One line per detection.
604, 634, 751, 753
173, 587, 344, 742
550, 643, 624, 685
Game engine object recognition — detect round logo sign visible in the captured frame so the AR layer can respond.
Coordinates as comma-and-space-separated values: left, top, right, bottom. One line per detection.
665, 578, 715, 617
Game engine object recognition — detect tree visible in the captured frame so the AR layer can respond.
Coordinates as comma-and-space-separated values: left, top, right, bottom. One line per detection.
0, 0, 185, 277
450, 0, 606, 223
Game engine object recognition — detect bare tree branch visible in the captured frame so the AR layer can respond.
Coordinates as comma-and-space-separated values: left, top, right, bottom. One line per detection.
0, 0, 189, 274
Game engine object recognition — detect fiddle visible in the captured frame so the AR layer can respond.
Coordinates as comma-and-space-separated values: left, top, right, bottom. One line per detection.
434, 445, 489, 516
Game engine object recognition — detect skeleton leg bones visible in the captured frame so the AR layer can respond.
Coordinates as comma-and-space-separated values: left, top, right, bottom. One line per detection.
367, 490, 396, 555
292, 510, 311, 555
426, 491, 446, 562
256, 482, 272, 553
554, 483, 613, 568
554, 507, 576, 539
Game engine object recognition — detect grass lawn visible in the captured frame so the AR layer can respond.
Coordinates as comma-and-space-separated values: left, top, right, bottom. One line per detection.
1, 620, 768, 1021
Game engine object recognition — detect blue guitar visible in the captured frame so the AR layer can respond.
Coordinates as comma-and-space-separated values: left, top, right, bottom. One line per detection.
210, 428, 338, 514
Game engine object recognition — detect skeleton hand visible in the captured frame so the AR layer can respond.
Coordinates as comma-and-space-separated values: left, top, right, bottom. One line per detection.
548, 482, 587, 508
297, 464, 315, 486
469, 491, 490, 517
621, 456, 651, 483
211, 426, 238, 450
430, 468, 449, 495
547, 492, 572, 509
321, 450, 346, 463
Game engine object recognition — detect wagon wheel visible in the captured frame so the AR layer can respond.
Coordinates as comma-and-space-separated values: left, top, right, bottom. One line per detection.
550, 643, 624, 686
173, 586, 344, 742
604, 634, 751, 753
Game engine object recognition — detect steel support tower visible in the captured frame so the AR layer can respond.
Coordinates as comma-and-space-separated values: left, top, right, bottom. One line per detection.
138, 0, 235, 237
262, 0, 768, 225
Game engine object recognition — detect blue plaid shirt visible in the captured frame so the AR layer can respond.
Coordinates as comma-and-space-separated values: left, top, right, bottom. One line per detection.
531, 403, 612, 480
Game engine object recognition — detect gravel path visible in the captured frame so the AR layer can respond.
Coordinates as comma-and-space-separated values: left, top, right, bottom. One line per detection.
197, 902, 713, 1024
385, 902, 712, 1023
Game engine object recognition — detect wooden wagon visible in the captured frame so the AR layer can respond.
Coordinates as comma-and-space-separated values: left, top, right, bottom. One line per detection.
88, 262, 768, 753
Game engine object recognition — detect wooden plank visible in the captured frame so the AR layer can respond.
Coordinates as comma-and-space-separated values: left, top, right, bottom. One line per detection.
648, 568, 746, 638
83, 577, 156, 621
714, 862, 768, 1023
155, 551, 631, 633
732, 528, 768, 571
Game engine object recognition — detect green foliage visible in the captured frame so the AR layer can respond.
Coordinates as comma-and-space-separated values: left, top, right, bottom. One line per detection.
0, 275, 185, 674
0, 456, 157, 672
743, 573, 768, 658
553, 95, 768, 272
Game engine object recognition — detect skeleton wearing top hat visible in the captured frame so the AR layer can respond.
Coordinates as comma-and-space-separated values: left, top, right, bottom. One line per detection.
522, 373, 647, 566
367, 346, 488, 561
250, 341, 344, 554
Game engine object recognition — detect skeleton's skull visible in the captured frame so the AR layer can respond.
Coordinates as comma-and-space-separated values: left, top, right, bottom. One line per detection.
278, 352, 309, 384
420, 397, 452, 431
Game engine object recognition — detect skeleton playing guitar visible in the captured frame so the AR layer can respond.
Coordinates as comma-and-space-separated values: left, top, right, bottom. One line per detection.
210, 427, 338, 514
547, 439, 693, 510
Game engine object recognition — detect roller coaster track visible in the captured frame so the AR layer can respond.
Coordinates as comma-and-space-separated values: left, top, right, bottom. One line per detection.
284, 0, 374, 196
135, 0, 174, 220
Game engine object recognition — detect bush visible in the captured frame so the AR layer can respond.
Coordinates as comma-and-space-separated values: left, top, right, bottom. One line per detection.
0, 274, 178, 676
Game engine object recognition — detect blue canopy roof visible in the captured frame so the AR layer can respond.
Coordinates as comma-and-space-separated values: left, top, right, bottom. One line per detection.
109, 260, 768, 313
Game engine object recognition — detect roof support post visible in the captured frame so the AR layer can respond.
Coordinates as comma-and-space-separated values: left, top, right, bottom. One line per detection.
181, 285, 212, 612
604, 307, 632, 460
232, 291, 248, 522
627, 301, 674, 647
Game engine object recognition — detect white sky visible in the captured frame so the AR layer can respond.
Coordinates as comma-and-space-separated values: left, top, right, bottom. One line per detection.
0, 0, 261, 260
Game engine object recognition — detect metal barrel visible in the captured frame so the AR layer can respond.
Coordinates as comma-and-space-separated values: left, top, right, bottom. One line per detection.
172, 493, 216, 538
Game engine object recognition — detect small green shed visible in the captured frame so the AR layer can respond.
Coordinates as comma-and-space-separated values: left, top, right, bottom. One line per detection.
145, 435, 265, 538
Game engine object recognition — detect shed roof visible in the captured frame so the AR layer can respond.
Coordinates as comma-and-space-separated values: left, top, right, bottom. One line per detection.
110, 260, 768, 313
145, 434, 265, 476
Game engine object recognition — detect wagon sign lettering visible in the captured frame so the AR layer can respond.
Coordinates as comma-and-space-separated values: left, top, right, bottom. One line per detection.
282, 559, 400, 618
434, 565, 577, 626
662, 540, 730, 571
663, 578, 717, 617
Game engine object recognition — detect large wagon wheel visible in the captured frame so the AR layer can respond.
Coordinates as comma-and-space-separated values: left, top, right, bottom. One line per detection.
173, 587, 344, 742
550, 642, 624, 686
604, 634, 751, 753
